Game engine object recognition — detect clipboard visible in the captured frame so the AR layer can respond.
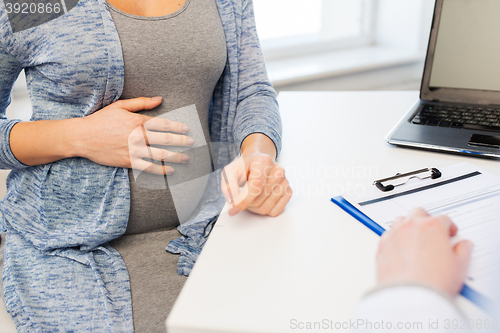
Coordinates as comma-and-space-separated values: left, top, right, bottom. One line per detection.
330, 196, 493, 313
331, 163, 500, 314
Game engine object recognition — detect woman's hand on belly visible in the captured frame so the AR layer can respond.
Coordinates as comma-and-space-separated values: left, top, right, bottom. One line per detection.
221, 133, 292, 217
74, 97, 195, 175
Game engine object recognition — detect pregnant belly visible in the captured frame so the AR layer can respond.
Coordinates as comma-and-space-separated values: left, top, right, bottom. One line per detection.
126, 144, 212, 235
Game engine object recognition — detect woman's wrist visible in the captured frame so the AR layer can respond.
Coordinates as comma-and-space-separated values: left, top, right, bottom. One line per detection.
63, 117, 86, 159
240, 133, 277, 160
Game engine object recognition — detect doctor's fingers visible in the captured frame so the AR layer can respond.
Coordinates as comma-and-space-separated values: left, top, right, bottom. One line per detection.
388, 212, 457, 238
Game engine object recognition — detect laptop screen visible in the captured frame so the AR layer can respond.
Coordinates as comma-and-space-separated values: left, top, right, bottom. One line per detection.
428, 0, 500, 93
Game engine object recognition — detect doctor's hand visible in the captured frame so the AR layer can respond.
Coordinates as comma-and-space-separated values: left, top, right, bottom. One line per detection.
376, 208, 473, 296
75, 97, 194, 175
221, 133, 292, 217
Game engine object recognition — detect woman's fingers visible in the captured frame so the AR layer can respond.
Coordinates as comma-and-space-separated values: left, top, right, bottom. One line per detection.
142, 117, 190, 134
221, 168, 240, 206
80, 96, 194, 174
248, 178, 291, 216
128, 127, 194, 165
141, 147, 190, 164
114, 96, 163, 112
144, 130, 195, 147
231, 160, 269, 215
224, 155, 291, 217
132, 158, 175, 176
219, 154, 291, 217
115, 97, 191, 134
267, 183, 293, 217
220, 158, 250, 208
250, 167, 283, 208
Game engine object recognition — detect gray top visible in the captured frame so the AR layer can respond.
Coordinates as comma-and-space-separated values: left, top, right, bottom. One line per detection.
108, 0, 227, 234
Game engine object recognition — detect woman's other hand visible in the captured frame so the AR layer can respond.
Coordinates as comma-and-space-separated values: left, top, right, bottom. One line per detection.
74, 97, 194, 175
221, 133, 292, 217
377, 208, 473, 296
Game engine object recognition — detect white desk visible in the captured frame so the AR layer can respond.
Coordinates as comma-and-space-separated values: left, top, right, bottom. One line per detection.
167, 92, 500, 333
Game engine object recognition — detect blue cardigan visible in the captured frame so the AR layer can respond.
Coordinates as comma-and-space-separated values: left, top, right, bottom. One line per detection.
0, 0, 282, 331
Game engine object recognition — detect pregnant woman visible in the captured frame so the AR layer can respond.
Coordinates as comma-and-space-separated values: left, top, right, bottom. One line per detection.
0, 0, 291, 331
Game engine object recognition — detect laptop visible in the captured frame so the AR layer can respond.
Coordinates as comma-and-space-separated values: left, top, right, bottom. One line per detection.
386, 0, 500, 159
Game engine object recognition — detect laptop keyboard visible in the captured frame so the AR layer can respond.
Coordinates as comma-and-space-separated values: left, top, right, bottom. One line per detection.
411, 104, 500, 132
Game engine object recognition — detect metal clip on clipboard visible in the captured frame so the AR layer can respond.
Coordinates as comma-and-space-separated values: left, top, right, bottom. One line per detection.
373, 168, 442, 192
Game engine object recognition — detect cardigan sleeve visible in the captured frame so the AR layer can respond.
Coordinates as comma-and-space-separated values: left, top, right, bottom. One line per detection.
232, 0, 283, 157
0, 42, 29, 170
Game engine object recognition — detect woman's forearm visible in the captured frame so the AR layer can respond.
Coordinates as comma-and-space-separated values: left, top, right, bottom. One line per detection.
9, 118, 81, 166
8, 97, 191, 173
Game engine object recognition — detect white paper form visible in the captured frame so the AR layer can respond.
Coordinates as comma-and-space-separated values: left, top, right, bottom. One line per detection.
344, 163, 500, 298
